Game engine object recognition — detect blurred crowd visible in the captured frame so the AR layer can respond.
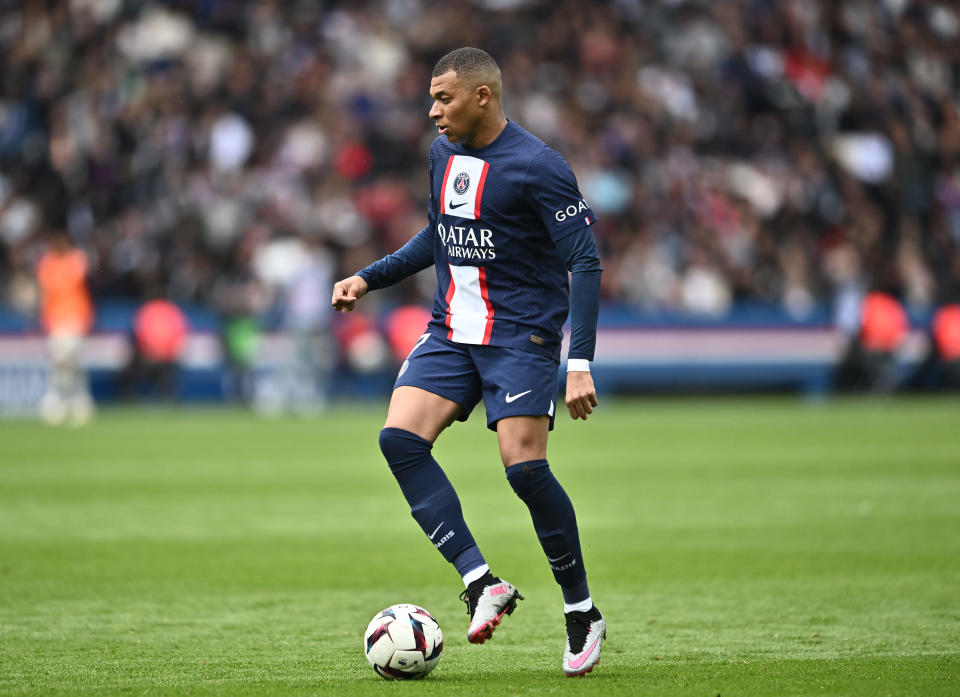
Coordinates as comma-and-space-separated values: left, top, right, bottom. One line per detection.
1, 0, 959, 334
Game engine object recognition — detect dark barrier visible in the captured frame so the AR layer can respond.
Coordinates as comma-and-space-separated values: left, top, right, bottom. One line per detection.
0, 300, 939, 417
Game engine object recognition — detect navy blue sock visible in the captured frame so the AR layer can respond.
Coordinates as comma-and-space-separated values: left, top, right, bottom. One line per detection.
379, 428, 485, 577
505, 459, 589, 604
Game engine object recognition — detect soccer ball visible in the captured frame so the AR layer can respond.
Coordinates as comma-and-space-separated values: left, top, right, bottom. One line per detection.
363, 604, 443, 679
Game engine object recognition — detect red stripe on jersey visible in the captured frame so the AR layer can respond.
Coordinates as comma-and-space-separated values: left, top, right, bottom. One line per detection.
473, 161, 490, 220
440, 156, 455, 215
444, 264, 457, 340
478, 265, 495, 345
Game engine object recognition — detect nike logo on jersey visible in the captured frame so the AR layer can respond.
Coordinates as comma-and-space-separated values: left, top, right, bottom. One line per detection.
505, 390, 533, 403
428, 522, 445, 540
448, 201, 468, 209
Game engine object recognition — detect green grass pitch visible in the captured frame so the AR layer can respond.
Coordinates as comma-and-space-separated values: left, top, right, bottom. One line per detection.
1, 396, 958, 696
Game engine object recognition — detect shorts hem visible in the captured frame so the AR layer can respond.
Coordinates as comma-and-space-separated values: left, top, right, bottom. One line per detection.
486, 409, 557, 432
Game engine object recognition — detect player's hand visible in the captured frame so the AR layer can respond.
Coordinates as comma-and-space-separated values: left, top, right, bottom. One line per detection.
565, 370, 598, 421
331, 275, 369, 313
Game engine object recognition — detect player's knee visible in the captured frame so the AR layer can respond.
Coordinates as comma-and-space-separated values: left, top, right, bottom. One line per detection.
504, 459, 551, 498
499, 439, 547, 467
379, 427, 432, 472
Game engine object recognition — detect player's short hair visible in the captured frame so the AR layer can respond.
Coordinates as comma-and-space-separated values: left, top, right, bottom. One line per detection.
432, 47, 502, 98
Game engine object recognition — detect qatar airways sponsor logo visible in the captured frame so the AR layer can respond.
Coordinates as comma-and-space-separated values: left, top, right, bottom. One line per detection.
554, 198, 590, 222
438, 221, 496, 260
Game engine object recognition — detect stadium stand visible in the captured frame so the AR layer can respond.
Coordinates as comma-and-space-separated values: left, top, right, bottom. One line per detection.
0, 1, 957, 405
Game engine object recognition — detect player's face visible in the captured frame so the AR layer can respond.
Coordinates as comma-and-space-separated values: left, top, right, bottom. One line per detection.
429, 70, 484, 146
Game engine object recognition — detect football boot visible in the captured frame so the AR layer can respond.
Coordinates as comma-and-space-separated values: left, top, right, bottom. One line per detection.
459, 572, 523, 644
562, 605, 605, 676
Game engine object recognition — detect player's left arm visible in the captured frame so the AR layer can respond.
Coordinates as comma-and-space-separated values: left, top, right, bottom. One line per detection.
524, 148, 603, 421
554, 228, 602, 421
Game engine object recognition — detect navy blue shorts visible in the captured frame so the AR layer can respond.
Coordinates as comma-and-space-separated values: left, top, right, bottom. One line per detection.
395, 332, 559, 431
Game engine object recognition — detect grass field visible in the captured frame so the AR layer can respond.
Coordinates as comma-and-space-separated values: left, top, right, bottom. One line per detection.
1, 396, 958, 696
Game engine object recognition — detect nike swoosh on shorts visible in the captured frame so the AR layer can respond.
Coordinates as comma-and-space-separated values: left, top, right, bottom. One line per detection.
505, 390, 533, 403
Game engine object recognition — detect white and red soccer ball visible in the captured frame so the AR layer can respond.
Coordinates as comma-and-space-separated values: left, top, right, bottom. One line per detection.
363, 604, 443, 679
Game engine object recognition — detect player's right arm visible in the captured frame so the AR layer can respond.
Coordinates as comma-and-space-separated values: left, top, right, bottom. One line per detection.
331, 224, 435, 313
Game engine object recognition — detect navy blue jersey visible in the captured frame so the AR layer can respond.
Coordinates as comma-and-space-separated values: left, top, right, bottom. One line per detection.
425, 121, 597, 362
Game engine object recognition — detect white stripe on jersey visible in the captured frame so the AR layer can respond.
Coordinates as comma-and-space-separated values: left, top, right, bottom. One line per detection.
441, 155, 489, 220
445, 264, 494, 344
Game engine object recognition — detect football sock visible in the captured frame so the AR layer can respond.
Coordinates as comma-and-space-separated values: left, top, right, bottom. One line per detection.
505, 459, 590, 604
564, 597, 593, 613
379, 428, 486, 577
461, 564, 490, 587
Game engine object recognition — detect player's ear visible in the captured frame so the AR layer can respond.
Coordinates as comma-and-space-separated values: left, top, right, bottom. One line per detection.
475, 84, 491, 107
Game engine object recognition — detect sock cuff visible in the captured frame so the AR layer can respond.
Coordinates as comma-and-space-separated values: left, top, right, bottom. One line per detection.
504, 459, 550, 480
379, 427, 434, 474
461, 563, 490, 587
563, 596, 593, 613
379, 427, 432, 449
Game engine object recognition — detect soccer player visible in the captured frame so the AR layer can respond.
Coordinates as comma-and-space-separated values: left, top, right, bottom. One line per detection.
332, 47, 605, 676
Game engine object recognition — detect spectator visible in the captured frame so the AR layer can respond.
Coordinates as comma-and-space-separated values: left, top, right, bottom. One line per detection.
931, 303, 960, 388
835, 291, 909, 393
120, 296, 189, 401
0, 0, 956, 362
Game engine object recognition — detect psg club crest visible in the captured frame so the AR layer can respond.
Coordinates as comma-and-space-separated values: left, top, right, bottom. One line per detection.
454, 172, 471, 194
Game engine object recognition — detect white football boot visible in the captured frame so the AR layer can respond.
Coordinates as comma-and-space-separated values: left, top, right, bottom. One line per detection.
459, 573, 523, 644
562, 606, 605, 676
